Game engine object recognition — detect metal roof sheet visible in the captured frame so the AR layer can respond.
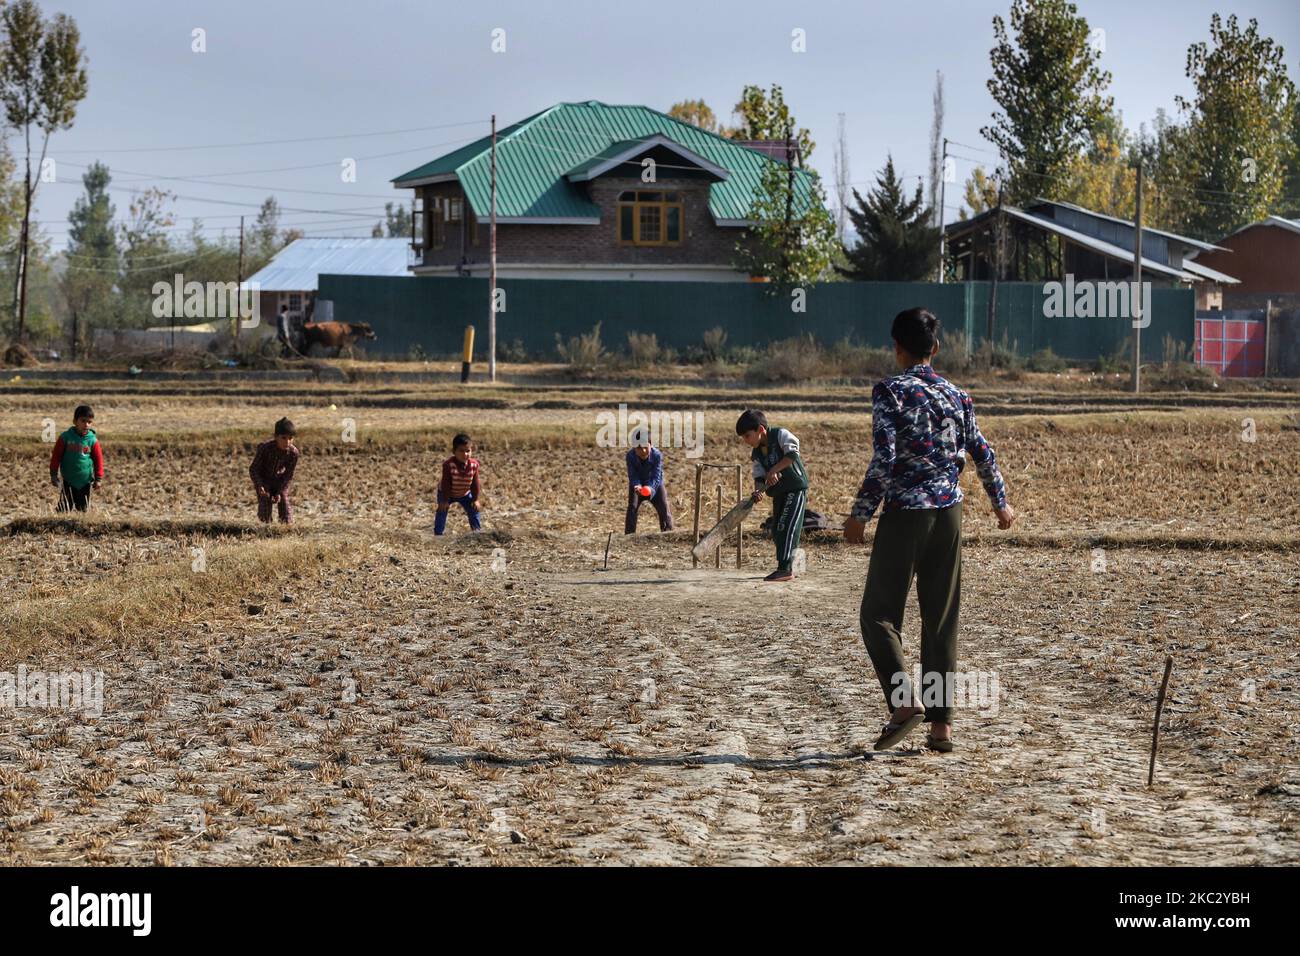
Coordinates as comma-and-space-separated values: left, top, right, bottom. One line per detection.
1029, 198, 1229, 252
1265, 215, 1300, 237
946, 205, 1196, 280
246, 238, 411, 292
392, 101, 817, 224
1180, 259, 1240, 284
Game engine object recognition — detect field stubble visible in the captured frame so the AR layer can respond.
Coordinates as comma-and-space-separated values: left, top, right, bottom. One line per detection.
0, 381, 1296, 865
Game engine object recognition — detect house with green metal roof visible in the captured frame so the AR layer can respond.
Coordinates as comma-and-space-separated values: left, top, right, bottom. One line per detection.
391, 100, 821, 281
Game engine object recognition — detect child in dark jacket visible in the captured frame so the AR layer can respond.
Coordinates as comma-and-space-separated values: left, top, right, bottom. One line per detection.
250, 417, 299, 524
436, 433, 482, 535
50, 404, 104, 512
624, 433, 673, 534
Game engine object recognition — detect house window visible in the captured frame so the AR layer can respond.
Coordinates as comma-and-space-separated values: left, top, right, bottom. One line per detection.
430, 197, 445, 250
449, 198, 463, 222
412, 197, 424, 246
617, 190, 682, 246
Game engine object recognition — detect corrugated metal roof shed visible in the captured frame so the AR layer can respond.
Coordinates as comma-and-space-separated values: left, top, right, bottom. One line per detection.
392, 101, 817, 224
946, 205, 1199, 280
247, 238, 410, 292
1030, 199, 1228, 252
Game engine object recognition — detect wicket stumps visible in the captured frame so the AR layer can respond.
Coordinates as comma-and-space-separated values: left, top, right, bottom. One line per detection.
691, 461, 744, 568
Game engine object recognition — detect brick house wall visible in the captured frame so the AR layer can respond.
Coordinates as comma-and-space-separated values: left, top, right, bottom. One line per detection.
413, 175, 754, 273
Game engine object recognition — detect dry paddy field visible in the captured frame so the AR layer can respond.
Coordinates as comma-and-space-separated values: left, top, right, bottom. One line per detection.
0, 371, 1297, 865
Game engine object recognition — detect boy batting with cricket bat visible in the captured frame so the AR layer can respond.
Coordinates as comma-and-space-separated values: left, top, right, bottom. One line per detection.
843, 308, 1014, 753
736, 410, 808, 582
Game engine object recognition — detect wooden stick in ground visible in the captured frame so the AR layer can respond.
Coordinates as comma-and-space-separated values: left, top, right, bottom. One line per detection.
715, 483, 723, 569
735, 463, 743, 568
691, 463, 702, 568
1148, 655, 1173, 786
603, 531, 612, 570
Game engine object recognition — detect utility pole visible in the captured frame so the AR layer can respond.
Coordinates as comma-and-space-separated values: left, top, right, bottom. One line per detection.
986, 182, 1004, 366
937, 137, 949, 283
782, 123, 795, 280
236, 215, 245, 342
489, 113, 497, 383
1132, 164, 1143, 394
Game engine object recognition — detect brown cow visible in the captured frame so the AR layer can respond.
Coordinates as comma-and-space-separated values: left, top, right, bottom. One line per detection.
301, 321, 378, 357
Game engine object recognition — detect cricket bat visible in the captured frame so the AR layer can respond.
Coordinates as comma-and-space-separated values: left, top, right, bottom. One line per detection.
692, 497, 755, 562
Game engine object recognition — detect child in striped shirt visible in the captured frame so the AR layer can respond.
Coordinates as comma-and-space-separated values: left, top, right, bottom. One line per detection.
435, 433, 482, 535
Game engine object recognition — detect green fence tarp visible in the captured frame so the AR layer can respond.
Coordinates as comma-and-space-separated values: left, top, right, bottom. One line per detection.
317, 274, 1193, 364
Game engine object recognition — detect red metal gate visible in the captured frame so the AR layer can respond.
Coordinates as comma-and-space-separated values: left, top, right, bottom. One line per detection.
1195, 313, 1265, 377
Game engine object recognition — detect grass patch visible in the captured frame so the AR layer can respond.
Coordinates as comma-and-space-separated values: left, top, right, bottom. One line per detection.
0, 534, 364, 656
5, 516, 284, 538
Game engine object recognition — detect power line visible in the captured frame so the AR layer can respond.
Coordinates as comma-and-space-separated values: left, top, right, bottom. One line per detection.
52, 119, 488, 155
59, 132, 485, 185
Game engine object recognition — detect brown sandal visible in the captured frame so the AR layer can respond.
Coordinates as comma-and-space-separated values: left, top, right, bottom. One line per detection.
872, 713, 924, 751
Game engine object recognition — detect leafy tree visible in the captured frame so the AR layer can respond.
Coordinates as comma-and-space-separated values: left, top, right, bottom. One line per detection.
667, 98, 734, 136
734, 157, 838, 288
1284, 98, 1300, 219
731, 84, 814, 158
928, 71, 945, 228
249, 196, 300, 266
376, 201, 411, 238
1175, 14, 1297, 237
1057, 109, 1160, 220
0, 142, 27, 303
959, 166, 1001, 218
981, 0, 1112, 204
61, 161, 118, 353
1136, 108, 1198, 233
839, 156, 939, 281
0, 0, 88, 340
118, 187, 175, 327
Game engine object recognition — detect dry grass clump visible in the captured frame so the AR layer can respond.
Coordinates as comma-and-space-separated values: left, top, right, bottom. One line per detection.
0, 535, 361, 655
5, 516, 282, 539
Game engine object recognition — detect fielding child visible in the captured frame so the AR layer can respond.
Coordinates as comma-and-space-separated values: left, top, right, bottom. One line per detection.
624, 431, 673, 534
50, 404, 104, 513
250, 417, 299, 524
844, 307, 1014, 753
736, 409, 808, 582
436, 433, 482, 535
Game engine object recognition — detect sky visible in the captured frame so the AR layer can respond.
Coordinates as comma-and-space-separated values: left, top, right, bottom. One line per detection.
25, 0, 1300, 252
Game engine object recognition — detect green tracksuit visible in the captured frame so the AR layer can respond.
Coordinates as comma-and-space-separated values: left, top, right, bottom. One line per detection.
752, 427, 808, 571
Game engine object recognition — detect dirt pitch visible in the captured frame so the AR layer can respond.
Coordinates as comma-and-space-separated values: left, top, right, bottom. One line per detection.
0, 370, 1297, 865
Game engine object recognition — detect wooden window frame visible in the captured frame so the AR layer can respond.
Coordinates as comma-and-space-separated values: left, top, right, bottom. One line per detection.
412, 196, 424, 247
617, 190, 683, 247
430, 196, 446, 250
